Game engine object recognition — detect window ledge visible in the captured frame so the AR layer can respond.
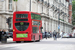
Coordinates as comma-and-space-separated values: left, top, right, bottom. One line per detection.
8, 10, 13, 12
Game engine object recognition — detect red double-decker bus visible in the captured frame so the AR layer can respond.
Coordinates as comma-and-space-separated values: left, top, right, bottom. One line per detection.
13, 11, 43, 43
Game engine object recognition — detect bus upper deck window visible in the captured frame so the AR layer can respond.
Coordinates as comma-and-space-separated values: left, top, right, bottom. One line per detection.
16, 14, 28, 18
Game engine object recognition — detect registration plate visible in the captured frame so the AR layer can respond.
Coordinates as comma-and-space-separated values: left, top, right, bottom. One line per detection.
20, 39, 24, 41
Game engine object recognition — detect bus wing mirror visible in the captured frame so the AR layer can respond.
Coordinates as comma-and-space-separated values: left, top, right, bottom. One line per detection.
41, 27, 43, 29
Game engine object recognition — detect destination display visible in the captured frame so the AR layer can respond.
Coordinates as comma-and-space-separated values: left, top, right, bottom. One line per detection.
32, 21, 40, 26
16, 14, 28, 18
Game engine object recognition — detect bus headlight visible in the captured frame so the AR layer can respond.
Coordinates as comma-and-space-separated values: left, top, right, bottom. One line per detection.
13, 29, 15, 31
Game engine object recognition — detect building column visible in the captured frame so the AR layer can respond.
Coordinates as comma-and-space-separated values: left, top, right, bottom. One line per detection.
0, 16, 2, 29
51, 19, 52, 32
49, 19, 51, 32
52, 20, 53, 32
41, 17, 45, 32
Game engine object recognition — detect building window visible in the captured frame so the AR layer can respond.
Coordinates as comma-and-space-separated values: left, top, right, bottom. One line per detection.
9, 0, 12, 10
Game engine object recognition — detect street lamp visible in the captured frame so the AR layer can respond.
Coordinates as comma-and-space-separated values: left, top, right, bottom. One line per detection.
48, 0, 49, 16
13, 0, 18, 11
58, 0, 61, 33
42, 0, 43, 13
30, 0, 31, 11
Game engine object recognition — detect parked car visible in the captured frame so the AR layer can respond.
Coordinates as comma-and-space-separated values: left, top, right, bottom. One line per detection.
9, 32, 13, 38
6, 32, 10, 38
69, 33, 72, 38
70, 33, 75, 38
62, 33, 69, 38
6, 32, 13, 38
47, 32, 50, 38
42, 32, 50, 38
42, 32, 45, 38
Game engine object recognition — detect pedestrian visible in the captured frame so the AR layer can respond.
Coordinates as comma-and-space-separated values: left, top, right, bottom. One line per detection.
48, 31, 50, 38
53, 30, 57, 40
42, 31, 44, 38
45, 31, 47, 39
0, 29, 2, 42
50, 31, 52, 38
56, 32, 59, 38
1, 30, 7, 43
60, 31, 63, 39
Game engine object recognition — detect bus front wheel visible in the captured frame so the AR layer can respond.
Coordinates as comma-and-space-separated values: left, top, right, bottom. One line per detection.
16, 41, 21, 43
38, 36, 40, 41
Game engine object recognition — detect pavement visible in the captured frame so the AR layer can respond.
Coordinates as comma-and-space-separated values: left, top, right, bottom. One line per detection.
0, 38, 75, 50
0, 38, 13, 44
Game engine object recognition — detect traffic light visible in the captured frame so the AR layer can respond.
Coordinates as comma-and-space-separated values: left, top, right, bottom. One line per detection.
6, 18, 11, 25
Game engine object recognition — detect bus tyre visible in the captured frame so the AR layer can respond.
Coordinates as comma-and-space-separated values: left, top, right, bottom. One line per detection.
36, 36, 40, 42
33, 36, 35, 42
70, 35, 72, 38
38, 36, 40, 42
16, 41, 21, 43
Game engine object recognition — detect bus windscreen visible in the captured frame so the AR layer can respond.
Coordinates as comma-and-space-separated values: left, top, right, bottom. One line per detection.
15, 22, 29, 31
16, 19, 28, 21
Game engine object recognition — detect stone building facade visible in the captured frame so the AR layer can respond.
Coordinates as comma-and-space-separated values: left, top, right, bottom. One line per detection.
0, 0, 73, 33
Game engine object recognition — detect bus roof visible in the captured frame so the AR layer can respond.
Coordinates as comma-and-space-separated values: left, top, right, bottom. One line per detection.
14, 11, 41, 15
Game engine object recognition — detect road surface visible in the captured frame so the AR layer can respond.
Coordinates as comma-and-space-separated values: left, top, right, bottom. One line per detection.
0, 38, 75, 50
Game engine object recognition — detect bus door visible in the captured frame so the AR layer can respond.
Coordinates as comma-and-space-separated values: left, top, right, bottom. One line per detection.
32, 20, 40, 40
